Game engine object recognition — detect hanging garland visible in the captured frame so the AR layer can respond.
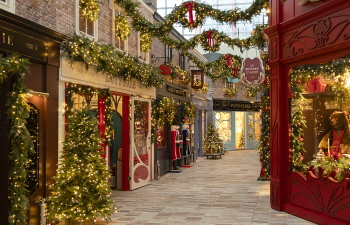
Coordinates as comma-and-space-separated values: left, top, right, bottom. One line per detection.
79, 0, 100, 22
115, 14, 130, 40
0, 54, 32, 224
114, 0, 268, 33
182, 102, 197, 124
198, 83, 210, 94
61, 34, 164, 88
65, 83, 113, 144
245, 86, 261, 98
164, 63, 191, 86
257, 75, 271, 180
224, 87, 238, 96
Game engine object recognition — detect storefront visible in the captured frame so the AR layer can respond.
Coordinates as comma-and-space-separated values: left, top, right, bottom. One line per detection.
213, 99, 261, 151
155, 80, 192, 175
60, 57, 156, 191
265, 1, 350, 224
0, 9, 67, 224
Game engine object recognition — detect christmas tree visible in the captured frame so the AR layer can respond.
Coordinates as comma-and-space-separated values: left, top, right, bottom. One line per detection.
238, 128, 245, 148
47, 105, 116, 224
203, 123, 224, 154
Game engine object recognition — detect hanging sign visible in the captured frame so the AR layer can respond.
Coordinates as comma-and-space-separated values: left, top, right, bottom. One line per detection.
213, 100, 261, 111
240, 57, 265, 87
191, 70, 204, 89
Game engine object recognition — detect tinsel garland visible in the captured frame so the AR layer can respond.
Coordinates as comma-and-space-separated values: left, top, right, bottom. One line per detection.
61, 34, 164, 88
115, 14, 130, 40
65, 83, 113, 144
79, 0, 100, 22
0, 54, 32, 224
182, 102, 197, 124
256, 74, 270, 180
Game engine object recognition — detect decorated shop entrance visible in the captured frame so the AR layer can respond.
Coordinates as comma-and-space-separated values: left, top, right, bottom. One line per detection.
130, 97, 152, 190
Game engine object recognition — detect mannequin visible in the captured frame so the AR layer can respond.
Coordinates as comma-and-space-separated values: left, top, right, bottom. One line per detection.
318, 111, 350, 155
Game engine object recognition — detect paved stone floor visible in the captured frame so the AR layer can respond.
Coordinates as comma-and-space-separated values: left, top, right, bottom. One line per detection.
104, 150, 316, 225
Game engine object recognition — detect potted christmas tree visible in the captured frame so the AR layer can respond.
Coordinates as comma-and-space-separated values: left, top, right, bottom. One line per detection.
203, 123, 225, 158
47, 105, 116, 224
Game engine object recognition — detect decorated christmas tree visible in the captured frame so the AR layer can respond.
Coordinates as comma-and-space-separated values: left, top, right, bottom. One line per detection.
238, 128, 245, 148
47, 105, 116, 224
203, 123, 224, 154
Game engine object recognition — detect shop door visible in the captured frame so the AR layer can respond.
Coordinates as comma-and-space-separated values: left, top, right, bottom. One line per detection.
246, 112, 261, 149
214, 111, 234, 151
26, 95, 46, 225
130, 97, 152, 190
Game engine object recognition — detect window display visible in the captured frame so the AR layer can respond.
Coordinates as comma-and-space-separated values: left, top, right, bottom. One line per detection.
290, 54, 350, 177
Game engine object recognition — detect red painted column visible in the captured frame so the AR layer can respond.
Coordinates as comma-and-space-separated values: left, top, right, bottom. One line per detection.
122, 95, 130, 191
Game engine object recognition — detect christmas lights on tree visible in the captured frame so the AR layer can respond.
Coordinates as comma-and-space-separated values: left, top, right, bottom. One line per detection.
47, 105, 116, 224
203, 123, 224, 154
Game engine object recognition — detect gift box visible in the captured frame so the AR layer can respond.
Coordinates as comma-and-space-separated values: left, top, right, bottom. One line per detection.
305, 76, 326, 93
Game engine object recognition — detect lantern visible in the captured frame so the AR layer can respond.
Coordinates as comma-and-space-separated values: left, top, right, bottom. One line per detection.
191, 70, 204, 89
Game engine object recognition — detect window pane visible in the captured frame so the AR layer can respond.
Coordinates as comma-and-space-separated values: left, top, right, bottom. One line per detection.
86, 20, 94, 36
79, 11, 86, 33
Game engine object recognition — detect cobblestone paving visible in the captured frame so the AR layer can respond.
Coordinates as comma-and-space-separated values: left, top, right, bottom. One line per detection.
107, 150, 316, 225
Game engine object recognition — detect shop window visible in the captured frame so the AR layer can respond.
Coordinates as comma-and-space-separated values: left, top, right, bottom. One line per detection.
76, 0, 98, 39
156, 124, 167, 149
0, 0, 15, 13
165, 45, 172, 64
290, 54, 350, 176
113, 9, 128, 52
180, 53, 185, 70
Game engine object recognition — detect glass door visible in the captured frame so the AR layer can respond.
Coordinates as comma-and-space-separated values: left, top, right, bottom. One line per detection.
214, 111, 233, 150
247, 112, 261, 149
235, 112, 245, 149
130, 97, 152, 190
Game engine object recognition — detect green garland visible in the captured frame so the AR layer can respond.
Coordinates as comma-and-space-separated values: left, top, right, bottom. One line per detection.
224, 87, 237, 96
0, 54, 32, 224
182, 102, 197, 124
115, 14, 130, 40
61, 34, 164, 88
198, 83, 210, 94
245, 86, 261, 98
165, 63, 191, 86
65, 83, 113, 144
256, 72, 270, 180
79, 0, 100, 22
310, 154, 350, 182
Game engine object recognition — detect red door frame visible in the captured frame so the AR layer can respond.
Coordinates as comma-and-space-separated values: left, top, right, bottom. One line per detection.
266, 1, 350, 224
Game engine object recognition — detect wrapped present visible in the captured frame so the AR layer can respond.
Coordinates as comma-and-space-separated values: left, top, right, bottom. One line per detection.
305, 76, 326, 92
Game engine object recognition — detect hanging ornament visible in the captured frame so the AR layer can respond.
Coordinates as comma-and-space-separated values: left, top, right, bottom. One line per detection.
206, 30, 215, 47
184, 2, 195, 26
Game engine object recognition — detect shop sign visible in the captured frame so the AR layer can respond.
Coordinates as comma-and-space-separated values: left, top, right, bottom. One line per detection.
0, 26, 47, 62
191, 70, 204, 89
213, 99, 261, 111
166, 84, 186, 97
240, 57, 265, 87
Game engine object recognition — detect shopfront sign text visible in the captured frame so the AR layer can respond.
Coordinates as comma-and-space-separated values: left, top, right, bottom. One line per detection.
166, 85, 186, 97
240, 57, 265, 87
0, 26, 47, 62
105, 75, 136, 89
213, 99, 261, 111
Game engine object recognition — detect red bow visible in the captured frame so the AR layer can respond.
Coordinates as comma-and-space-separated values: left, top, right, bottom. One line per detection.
206, 31, 215, 47
184, 2, 194, 26
224, 54, 232, 66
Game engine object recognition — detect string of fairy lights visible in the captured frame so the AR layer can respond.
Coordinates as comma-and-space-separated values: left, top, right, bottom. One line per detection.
0, 54, 32, 224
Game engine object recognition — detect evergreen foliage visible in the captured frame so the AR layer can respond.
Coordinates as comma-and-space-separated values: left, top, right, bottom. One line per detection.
238, 128, 245, 148
47, 106, 116, 224
203, 123, 224, 154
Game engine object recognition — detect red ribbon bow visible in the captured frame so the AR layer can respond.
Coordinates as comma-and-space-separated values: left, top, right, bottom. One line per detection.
234, 66, 238, 75
206, 31, 215, 47
184, 2, 195, 26
224, 54, 232, 66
